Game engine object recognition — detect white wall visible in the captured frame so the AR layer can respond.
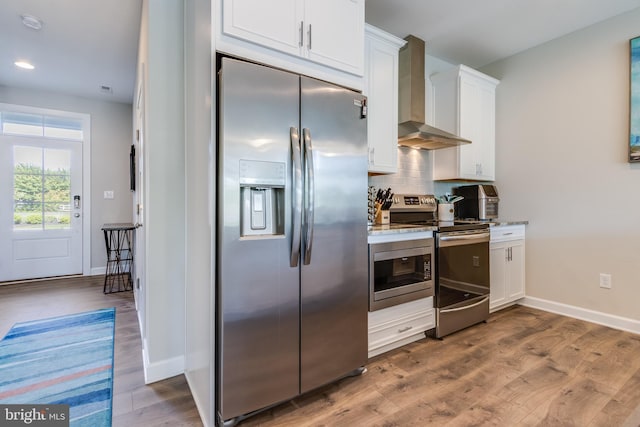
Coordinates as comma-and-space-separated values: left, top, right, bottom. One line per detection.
0, 86, 133, 272
184, 0, 213, 425
482, 8, 640, 321
135, 0, 186, 382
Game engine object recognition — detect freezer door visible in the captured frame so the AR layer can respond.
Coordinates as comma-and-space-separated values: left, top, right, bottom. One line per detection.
299, 76, 368, 393
218, 58, 300, 420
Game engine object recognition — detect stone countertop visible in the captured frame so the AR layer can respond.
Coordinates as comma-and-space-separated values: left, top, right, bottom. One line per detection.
488, 220, 529, 227
368, 219, 528, 236
444, 219, 529, 227
368, 224, 438, 236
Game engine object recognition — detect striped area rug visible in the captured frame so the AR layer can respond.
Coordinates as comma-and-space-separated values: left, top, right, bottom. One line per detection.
0, 308, 115, 426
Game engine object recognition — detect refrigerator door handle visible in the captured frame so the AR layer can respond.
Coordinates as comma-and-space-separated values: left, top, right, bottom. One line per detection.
290, 127, 302, 267
303, 128, 315, 265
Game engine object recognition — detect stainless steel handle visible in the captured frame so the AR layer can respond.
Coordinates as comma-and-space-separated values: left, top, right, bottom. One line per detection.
290, 127, 302, 267
503, 232, 513, 236
299, 21, 304, 47
398, 326, 413, 333
438, 232, 490, 247
303, 128, 315, 265
439, 297, 489, 314
508, 247, 513, 261
307, 24, 312, 50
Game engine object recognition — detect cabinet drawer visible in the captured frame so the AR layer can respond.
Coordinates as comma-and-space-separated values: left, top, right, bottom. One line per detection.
490, 225, 525, 242
368, 298, 434, 356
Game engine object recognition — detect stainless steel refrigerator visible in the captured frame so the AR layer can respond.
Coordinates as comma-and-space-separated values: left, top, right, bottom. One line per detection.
216, 57, 368, 425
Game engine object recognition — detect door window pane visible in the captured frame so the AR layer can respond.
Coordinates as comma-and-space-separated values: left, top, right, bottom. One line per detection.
13, 146, 71, 230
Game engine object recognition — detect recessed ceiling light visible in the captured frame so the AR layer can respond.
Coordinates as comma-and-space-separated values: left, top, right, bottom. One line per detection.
14, 61, 35, 70
21, 14, 43, 31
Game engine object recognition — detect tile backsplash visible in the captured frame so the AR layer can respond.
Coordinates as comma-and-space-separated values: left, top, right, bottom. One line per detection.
367, 147, 478, 198
368, 147, 436, 194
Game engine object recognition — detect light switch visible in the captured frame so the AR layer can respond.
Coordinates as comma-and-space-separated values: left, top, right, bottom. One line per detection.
104, 191, 114, 199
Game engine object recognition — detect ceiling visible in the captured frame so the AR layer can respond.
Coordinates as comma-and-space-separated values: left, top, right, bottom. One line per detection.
1, 1, 639, 105
366, 0, 640, 68
0, 0, 142, 104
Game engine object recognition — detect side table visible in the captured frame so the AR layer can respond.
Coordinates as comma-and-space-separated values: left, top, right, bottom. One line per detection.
102, 223, 135, 293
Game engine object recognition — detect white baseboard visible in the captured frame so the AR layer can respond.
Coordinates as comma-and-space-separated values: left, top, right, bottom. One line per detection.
90, 267, 106, 276
520, 296, 640, 335
142, 338, 185, 384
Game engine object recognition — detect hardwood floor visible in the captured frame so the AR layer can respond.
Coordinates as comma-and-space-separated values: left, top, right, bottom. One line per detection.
243, 305, 640, 427
0, 276, 203, 427
2, 276, 640, 426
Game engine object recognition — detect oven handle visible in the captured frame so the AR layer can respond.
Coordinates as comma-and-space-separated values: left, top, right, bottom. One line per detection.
438, 232, 489, 247
439, 296, 489, 313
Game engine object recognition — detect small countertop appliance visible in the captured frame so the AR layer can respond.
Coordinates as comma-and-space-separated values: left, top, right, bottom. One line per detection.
453, 185, 499, 221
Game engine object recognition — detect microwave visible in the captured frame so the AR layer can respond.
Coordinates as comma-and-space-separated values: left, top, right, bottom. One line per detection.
453, 185, 499, 220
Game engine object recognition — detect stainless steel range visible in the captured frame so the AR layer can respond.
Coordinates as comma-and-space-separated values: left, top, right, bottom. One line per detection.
388, 194, 490, 338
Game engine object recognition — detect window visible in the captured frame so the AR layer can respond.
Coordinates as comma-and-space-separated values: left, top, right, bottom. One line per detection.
1, 111, 83, 141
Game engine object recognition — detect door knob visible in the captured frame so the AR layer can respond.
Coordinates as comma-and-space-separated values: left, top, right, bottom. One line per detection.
74, 213, 80, 218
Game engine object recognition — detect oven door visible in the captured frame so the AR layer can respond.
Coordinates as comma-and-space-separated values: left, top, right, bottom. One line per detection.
369, 239, 434, 311
435, 230, 490, 337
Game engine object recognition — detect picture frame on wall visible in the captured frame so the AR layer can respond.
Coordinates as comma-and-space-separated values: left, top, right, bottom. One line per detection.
630, 35, 640, 162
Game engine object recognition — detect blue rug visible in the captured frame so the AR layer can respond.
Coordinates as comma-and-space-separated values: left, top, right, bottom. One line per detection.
0, 308, 115, 426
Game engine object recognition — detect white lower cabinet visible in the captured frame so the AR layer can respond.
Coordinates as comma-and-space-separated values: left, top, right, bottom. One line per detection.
490, 225, 525, 312
368, 297, 434, 358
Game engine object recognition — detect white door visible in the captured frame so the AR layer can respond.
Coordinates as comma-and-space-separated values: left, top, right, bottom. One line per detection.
133, 81, 146, 333
0, 136, 83, 281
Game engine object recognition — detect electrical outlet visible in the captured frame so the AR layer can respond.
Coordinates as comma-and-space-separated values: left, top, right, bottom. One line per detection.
599, 273, 612, 289
104, 190, 114, 199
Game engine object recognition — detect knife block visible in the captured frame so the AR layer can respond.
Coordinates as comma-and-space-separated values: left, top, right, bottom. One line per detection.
375, 209, 390, 225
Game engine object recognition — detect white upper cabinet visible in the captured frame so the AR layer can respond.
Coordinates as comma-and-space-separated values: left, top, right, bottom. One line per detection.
222, 0, 303, 57
431, 65, 499, 181
304, 0, 364, 75
364, 25, 405, 174
221, 0, 364, 77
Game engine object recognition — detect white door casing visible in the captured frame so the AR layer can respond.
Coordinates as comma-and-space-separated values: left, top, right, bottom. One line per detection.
0, 105, 90, 282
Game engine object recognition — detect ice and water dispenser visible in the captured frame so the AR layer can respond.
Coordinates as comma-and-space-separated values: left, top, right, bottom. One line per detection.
239, 159, 285, 237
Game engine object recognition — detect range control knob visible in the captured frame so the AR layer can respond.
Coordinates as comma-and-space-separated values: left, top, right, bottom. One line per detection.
394, 196, 400, 204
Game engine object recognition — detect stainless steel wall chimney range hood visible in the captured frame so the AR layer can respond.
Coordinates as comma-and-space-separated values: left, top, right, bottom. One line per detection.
398, 35, 471, 150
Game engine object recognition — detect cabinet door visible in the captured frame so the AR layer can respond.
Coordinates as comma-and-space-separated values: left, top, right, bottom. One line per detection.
506, 241, 525, 300
365, 31, 399, 173
458, 74, 496, 180
222, 0, 303, 57
304, 0, 364, 75
490, 242, 507, 310
432, 66, 498, 181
